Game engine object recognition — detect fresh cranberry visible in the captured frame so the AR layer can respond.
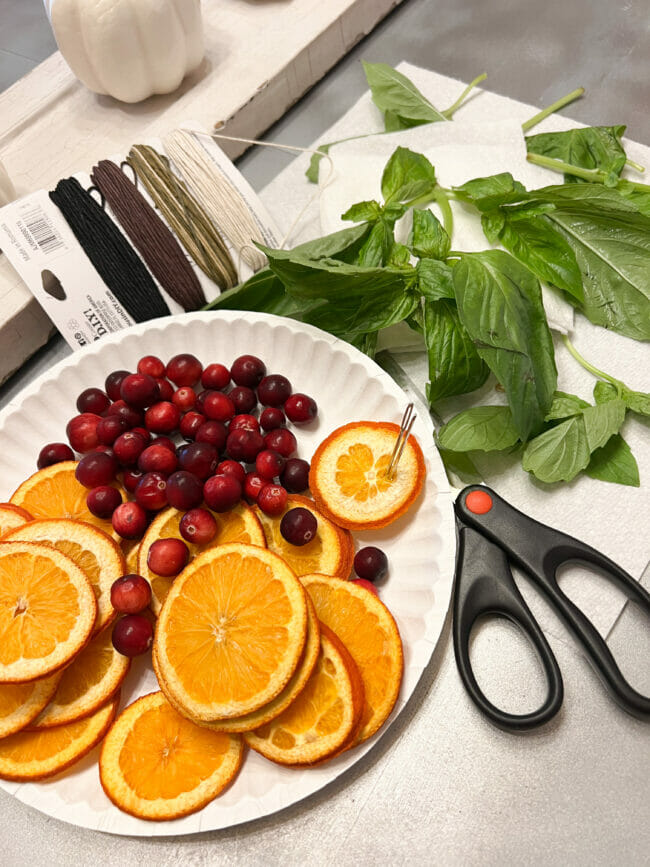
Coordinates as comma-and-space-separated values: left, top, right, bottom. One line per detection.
196, 421, 228, 450
96, 415, 128, 446
155, 378, 175, 402
104, 370, 130, 402
93, 445, 115, 456
227, 429, 264, 463
231, 355, 266, 388
75, 451, 118, 488
180, 411, 206, 440
229, 386, 257, 414
216, 460, 246, 484
203, 474, 242, 512
107, 400, 143, 429
257, 374, 292, 407
166, 471, 203, 510
201, 363, 230, 391
244, 472, 266, 503
138, 443, 178, 475
122, 468, 144, 494
172, 387, 196, 412
66, 413, 102, 453
263, 428, 297, 458
195, 390, 213, 414
179, 508, 218, 545
351, 578, 379, 596
137, 355, 165, 378
144, 401, 180, 434
86, 485, 122, 519
166, 354, 202, 387
113, 431, 147, 466
255, 450, 285, 480
112, 501, 148, 540
135, 472, 168, 511
260, 407, 285, 431
203, 392, 235, 423
153, 436, 177, 452
178, 442, 218, 480
120, 373, 159, 409
112, 614, 153, 657
76, 387, 110, 416
37, 442, 74, 469
280, 458, 310, 493
354, 547, 388, 582
280, 507, 317, 546
229, 414, 260, 434
131, 426, 151, 444
147, 538, 190, 576
257, 484, 288, 516
284, 393, 318, 424
110, 574, 152, 614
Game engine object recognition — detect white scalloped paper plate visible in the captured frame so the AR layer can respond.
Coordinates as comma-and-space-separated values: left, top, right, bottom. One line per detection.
0, 311, 455, 837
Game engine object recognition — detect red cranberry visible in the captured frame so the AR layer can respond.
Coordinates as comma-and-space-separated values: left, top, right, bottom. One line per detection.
113, 431, 147, 466
135, 472, 168, 511
122, 468, 144, 494
166, 471, 203, 510
120, 373, 159, 409
354, 547, 388, 582
144, 401, 181, 435
260, 407, 285, 431
112, 501, 148, 540
180, 411, 205, 440
155, 378, 175, 402
75, 451, 118, 488
76, 387, 110, 415
178, 442, 218, 480
203, 392, 235, 423
231, 355, 266, 388
137, 355, 165, 378
138, 443, 178, 475
131, 426, 151, 444
280, 458, 310, 493
257, 374, 292, 407
257, 484, 288, 516
172, 387, 196, 412
203, 474, 242, 512
216, 460, 246, 484
86, 485, 122, 519
229, 414, 260, 434
107, 400, 143, 429
93, 445, 115, 456
166, 354, 202, 387
263, 428, 297, 458
227, 429, 264, 463
351, 578, 379, 596
196, 421, 228, 451
105, 370, 130, 402
96, 415, 128, 446
201, 363, 230, 391
66, 413, 102, 453
110, 574, 152, 614
195, 390, 213, 414
244, 472, 266, 503
37, 442, 74, 469
284, 393, 318, 424
112, 614, 153, 657
153, 436, 176, 452
148, 538, 190, 576
280, 507, 317, 546
229, 386, 257, 414
179, 508, 218, 545
255, 450, 285, 480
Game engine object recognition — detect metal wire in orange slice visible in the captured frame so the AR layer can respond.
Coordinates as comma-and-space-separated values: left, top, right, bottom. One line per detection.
309, 422, 426, 530
27, 624, 130, 730
254, 494, 353, 579
244, 623, 364, 766
154, 543, 307, 722
10, 462, 123, 541
0, 541, 97, 683
0, 693, 119, 781
0, 504, 32, 539
139, 503, 266, 616
301, 574, 403, 744
4, 519, 125, 634
0, 672, 62, 739
99, 691, 244, 821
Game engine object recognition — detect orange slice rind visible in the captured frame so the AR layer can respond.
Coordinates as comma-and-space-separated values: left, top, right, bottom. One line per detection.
0, 504, 32, 539
309, 421, 426, 530
0, 672, 62, 739
99, 691, 244, 821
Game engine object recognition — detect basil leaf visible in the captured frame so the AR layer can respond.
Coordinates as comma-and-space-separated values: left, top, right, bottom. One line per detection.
342, 329, 378, 358
411, 209, 450, 259
341, 200, 382, 222
545, 391, 590, 420
530, 183, 639, 213
292, 223, 372, 261
307, 290, 419, 336
522, 415, 591, 483
207, 268, 313, 318
357, 220, 394, 267
438, 405, 520, 452
362, 61, 446, 125
438, 448, 483, 484
381, 147, 437, 205
525, 126, 627, 183
593, 381, 618, 404
454, 173, 527, 211
585, 434, 640, 487
617, 180, 650, 217
581, 398, 627, 451
624, 390, 650, 416
481, 212, 505, 245
417, 259, 455, 300
424, 299, 489, 403
388, 242, 412, 267
452, 250, 557, 440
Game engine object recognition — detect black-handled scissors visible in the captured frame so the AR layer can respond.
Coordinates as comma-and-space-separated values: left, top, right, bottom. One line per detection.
452, 485, 650, 731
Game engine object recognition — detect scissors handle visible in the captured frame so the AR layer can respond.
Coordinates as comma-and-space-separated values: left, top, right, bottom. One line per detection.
453, 525, 564, 730
455, 486, 650, 722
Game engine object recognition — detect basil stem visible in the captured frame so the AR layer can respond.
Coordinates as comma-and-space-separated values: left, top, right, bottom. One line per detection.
521, 87, 585, 133
562, 335, 624, 397
433, 187, 454, 239
441, 73, 487, 120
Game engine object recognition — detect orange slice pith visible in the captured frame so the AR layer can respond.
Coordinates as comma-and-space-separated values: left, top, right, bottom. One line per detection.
139, 503, 266, 616
254, 494, 353, 579
301, 574, 403, 744
99, 691, 244, 821
0, 693, 119, 781
27, 624, 130, 730
4, 518, 124, 634
244, 623, 364, 766
154, 543, 308, 722
0, 504, 33, 539
9, 462, 123, 541
0, 541, 97, 683
309, 422, 426, 530
0, 672, 62, 739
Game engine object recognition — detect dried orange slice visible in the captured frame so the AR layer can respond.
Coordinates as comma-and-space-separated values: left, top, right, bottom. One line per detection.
10, 462, 123, 541
0, 672, 62, 739
0, 693, 118, 781
4, 519, 124, 634
155, 543, 307, 721
301, 574, 403, 744
0, 504, 32, 539
28, 625, 130, 730
139, 503, 266, 616
99, 691, 243, 821
0, 541, 97, 683
309, 421, 426, 529
244, 623, 364, 766
254, 495, 353, 579
123, 540, 140, 575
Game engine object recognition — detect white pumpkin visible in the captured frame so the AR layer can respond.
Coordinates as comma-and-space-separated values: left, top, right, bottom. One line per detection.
0, 161, 16, 207
44, 0, 205, 104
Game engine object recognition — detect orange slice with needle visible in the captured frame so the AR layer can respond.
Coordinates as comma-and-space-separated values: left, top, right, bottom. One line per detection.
0, 504, 32, 539
0, 541, 97, 683
309, 422, 426, 529
244, 623, 364, 766
99, 691, 244, 821
301, 573, 403, 744
154, 543, 307, 722
4, 518, 125, 634
0, 673, 62, 739
0, 693, 119, 781
254, 495, 353, 579
139, 503, 266, 616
